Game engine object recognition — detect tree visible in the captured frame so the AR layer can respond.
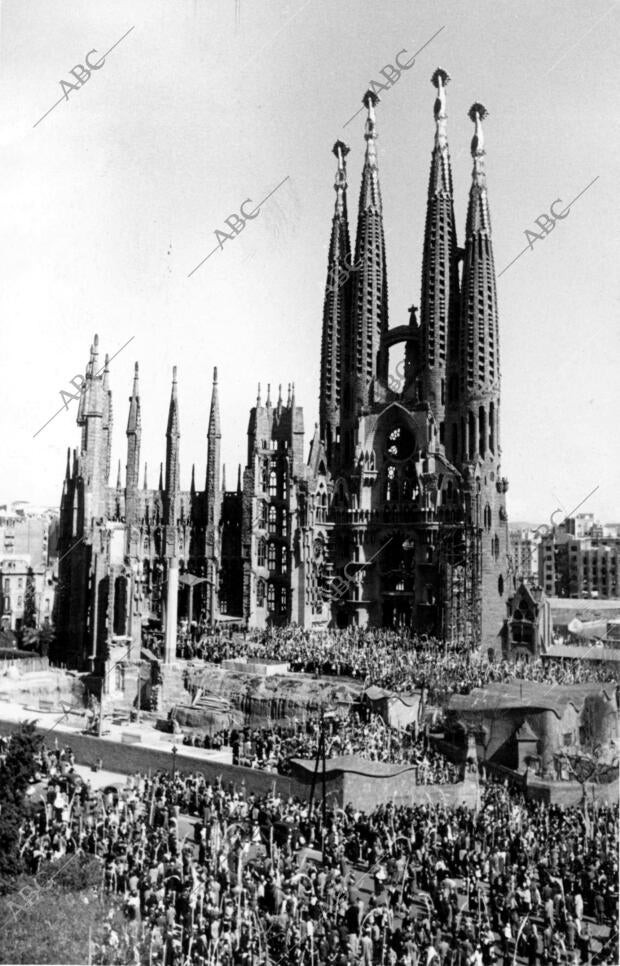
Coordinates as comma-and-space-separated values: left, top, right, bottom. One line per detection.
0, 721, 43, 885
22, 568, 37, 629
0, 720, 42, 807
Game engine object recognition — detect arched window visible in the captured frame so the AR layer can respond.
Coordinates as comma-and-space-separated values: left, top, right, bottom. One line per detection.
448, 374, 459, 404
268, 543, 277, 570
268, 505, 277, 534
479, 407, 486, 458
257, 538, 266, 568
498, 574, 504, 596
281, 509, 288, 537
267, 583, 275, 610
257, 578, 265, 607
493, 534, 500, 559
269, 471, 277, 496
484, 504, 491, 531
113, 576, 127, 636
385, 464, 398, 502
489, 401, 495, 454
280, 548, 288, 575
280, 586, 287, 613
468, 411, 475, 460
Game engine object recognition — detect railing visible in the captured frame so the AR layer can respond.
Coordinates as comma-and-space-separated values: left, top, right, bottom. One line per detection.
0, 655, 50, 674
330, 507, 464, 527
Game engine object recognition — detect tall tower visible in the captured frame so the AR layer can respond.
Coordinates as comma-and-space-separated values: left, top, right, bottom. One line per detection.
458, 104, 509, 652
163, 367, 180, 663
341, 90, 388, 464
76, 335, 111, 521
319, 140, 351, 466
416, 69, 460, 447
125, 363, 141, 528
205, 366, 221, 623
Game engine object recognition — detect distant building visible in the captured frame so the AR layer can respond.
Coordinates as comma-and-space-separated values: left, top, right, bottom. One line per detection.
509, 528, 540, 583
539, 516, 620, 599
0, 501, 59, 569
0, 554, 55, 631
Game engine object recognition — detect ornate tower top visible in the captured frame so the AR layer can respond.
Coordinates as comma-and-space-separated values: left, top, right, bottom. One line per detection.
469, 103, 489, 178
332, 140, 349, 217
362, 90, 379, 165
431, 68, 450, 147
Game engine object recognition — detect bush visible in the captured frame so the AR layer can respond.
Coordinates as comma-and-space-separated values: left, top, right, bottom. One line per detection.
36, 853, 102, 892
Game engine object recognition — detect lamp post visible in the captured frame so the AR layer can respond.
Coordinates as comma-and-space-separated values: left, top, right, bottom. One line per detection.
171, 743, 177, 778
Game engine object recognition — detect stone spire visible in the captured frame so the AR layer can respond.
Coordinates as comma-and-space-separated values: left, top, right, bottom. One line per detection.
206, 366, 221, 528
345, 90, 388, 435
416, 69, 460, 444
125, 363, 141, 502
319, 140, 352, 466
459, 102, 499, 461
164, 366, 180, 529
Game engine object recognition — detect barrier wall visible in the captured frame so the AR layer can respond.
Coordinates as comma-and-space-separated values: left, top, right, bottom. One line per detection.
0, 717, 478, 810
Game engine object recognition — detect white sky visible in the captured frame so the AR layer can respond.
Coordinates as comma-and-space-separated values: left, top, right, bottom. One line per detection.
0, 0, 618, 525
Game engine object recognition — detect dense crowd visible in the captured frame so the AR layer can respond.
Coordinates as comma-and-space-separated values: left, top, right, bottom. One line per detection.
174, 627, 617, 706
181, 712, 462, 784
7, 737, 618, 965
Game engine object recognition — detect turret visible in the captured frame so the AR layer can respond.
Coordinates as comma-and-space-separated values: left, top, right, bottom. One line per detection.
125, 363, 141, 522
205, 366, 221, 530
342, 91, 388, 464
416, 69, 460, 450
164, 367, 180, 534
458, 104, 499, 467
319, 140, 352, 465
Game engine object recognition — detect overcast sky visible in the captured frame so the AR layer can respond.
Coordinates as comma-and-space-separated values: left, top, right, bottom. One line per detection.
0, 0, 618, 525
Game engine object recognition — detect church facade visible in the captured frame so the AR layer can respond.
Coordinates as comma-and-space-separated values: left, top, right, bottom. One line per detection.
54, 70, 510, 671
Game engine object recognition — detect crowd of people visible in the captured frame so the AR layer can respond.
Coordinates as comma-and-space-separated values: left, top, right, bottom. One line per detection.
180, 712, 462, 785
171, 627, 617, 706
7, 738, 618, 965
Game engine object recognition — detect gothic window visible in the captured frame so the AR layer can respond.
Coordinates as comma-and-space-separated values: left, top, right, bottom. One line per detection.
267, 583, 275, 610
492, 534, 500, 559
386, 464, 397, 502
257, 578, 265, 607
269, 471, 277, 496
386, 425, 415, 462
257, 538, 266, 568
489, 401, 495, 453
281, 510, 288, 537
268, 505, 277, 534
281, 548, 288, 575
479, 407, 486, 457
448, 374, 459, 404
280, 586, 287, 612
468, 412, 475, 460
268, 543, 277, 570
498, 574, 504, 596
484, 505, 491, 530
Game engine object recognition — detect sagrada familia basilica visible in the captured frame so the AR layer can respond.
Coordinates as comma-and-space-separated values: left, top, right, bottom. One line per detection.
54, 69, 510, 673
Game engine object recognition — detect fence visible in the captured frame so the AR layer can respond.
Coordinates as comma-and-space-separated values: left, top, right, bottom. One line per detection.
0, 655, 50, 674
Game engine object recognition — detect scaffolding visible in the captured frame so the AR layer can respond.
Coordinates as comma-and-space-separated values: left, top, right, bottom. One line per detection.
438, 500, 482, 648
